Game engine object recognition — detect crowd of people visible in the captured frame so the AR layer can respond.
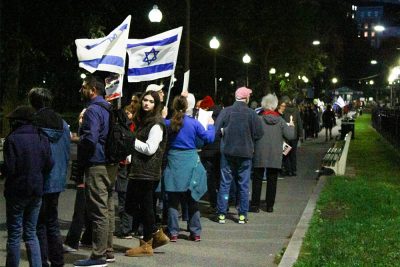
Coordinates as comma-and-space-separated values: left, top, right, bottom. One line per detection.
1, 74, 341, 267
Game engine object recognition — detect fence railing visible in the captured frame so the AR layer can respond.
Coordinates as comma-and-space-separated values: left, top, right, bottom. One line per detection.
372, 107, 400, 150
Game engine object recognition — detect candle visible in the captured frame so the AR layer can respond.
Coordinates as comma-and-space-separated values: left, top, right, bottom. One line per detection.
290, 115, 293, 123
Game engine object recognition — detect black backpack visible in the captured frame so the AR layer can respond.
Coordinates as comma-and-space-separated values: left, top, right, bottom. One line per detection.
94, 102, 136, 163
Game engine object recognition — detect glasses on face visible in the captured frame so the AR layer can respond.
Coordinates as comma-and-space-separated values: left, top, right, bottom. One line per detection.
143, 98, 154, 104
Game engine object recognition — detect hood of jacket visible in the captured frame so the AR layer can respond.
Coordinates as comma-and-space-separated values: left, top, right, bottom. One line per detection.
262, 113, 281, 126
40, 127, 64, 143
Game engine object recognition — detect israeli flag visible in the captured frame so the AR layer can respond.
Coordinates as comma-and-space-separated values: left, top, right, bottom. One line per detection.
75, 15, 131, 74
127, 27, 182, 82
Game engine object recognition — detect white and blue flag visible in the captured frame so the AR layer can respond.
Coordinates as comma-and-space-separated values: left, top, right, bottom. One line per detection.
75, 15, 131, 74
126, 27, 182, 82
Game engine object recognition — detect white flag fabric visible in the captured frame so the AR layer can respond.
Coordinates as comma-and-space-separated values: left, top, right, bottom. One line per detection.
75, 15, 131, 74
105, 73, 123, 101
126, 27, 182, 82
335, 96, 346, 108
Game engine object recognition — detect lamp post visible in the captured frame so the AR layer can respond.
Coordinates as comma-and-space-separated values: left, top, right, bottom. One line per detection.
332, 77, 338, 90
148, 5, 162, 22
242, 53, 251, 87
209, 36, 220, 98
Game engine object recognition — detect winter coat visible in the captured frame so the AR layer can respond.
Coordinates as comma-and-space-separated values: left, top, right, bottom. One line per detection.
215, 101, 264, 158
282, 105, 303, 139
3, 124, 54, 198
34, 108, 71, 193
253, 111, 295, 169
322, 109, 336, 129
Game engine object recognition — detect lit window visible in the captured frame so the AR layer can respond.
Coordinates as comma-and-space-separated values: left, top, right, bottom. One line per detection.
371, 31, 375, 37
364, 23, 368, 29
364, 31, 368, 37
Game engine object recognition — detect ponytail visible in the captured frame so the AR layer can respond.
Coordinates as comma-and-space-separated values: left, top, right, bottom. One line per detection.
170, 96, 188, 133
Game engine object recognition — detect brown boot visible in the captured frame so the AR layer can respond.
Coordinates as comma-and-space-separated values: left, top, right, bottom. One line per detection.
152, 228, 170, 249
125, 239, 153, 257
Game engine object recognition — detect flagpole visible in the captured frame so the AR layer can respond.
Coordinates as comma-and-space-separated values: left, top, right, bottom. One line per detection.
165, 74, 175, 106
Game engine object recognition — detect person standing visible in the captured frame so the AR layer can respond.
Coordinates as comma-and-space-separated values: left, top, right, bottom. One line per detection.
124, 90, 170, 257
281, 96, 303, 176
215, 87, 264, 224
28, 87, 71, 267
250, 94, 295, 213
74, 75, 118, 267
164, 95, 215, 242
322, 104, 336, 141
3, 105, 54, 267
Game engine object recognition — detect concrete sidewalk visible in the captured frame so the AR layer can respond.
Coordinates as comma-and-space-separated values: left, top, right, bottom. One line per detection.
0, 125, 341, 267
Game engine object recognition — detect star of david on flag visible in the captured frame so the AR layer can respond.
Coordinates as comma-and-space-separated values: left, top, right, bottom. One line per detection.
75, 15, 131, 74
126, 27, 182, 82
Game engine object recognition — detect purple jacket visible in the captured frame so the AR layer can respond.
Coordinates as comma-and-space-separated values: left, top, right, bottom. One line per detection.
3, 124, 54, 198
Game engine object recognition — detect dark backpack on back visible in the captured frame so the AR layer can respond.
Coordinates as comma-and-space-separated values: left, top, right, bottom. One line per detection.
94, 102, 135, 163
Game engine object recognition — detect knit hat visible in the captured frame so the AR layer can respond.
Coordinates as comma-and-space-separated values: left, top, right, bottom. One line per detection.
145, 84, 164, 92
199, 96, 215, 109
6, 105, 35, 121
235, 87, 252, 100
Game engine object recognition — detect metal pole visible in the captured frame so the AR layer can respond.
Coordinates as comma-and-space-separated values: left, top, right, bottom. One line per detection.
246, 65, 249, 87
214, 52, 217, 98
185, 0, 190, 72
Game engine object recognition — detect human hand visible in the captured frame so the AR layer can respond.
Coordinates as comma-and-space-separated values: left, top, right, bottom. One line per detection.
162, 106, 168, 118
181, 90, 188, 98
208, 117, 214, 125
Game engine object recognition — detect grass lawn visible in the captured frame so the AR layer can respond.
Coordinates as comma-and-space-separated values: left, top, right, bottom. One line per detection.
295, 114, 400, 266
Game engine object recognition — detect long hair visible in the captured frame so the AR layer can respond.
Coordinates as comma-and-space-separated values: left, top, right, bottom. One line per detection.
134, 90, 162, 127
170, 95, 188, 133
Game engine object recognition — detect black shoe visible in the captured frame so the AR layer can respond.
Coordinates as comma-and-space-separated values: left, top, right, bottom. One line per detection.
266, 207, 274, 213
249, 206, 260, 213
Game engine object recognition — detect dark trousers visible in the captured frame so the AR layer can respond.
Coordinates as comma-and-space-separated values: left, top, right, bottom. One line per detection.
202, 155, 221, 208
283, 139, 298, 173
65, 187, 92, 249
37, 192, 64, 267
126, 180, 157, 241
251, 168, 279, 209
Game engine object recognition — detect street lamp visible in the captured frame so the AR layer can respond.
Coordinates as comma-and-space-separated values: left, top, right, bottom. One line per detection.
209, 36, 220, 98
332, 77, 338, 89
148, 5, 162, 22
269, 68, 276, 75
312, 40, 320, 46
371, 60, 378, 65
242, 53, 251, 86
374, 25, 385, 32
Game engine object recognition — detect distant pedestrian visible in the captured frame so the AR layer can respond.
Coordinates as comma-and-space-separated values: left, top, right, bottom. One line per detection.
281, 95, 303, 176
3, 105, 54, 267
215, 87, 264, 224
29, 87, 71, 267
322, 104, 336, 141
250, 94, 294, 213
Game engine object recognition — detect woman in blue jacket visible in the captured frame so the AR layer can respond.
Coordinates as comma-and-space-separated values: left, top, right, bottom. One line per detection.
164, 95, 215, 242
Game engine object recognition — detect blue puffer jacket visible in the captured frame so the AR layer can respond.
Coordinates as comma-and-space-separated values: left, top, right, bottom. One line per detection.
34, 108, 71, 194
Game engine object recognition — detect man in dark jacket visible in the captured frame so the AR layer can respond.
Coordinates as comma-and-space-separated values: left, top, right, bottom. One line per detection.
74, 75, 118, 267
215, 87, 264, 224
29, 87, 70, 267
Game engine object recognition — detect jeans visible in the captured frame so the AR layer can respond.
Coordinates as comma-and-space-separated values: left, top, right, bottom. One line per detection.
85, 164, 117, 259
217, 154, 252, 217
65, 186, 92, 249
37, 193, 64, 267
6, 196, 42, 267
115, 165, 133, 235
167, 191, 201, 236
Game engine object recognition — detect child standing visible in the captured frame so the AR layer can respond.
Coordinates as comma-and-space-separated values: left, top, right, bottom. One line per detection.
2, 106, 54, 267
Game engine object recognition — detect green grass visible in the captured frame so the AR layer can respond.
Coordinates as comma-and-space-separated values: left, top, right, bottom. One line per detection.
295, 114, 400, 267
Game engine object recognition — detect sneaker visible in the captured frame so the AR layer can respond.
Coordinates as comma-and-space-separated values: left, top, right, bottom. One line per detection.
169, 235, 178, 242
218, 214, 226, 224
105, 251, 115, 263
63, 244, 77, 253
238, 215, 248, 224
189, 235, 201, 242
74, 258, 107, 267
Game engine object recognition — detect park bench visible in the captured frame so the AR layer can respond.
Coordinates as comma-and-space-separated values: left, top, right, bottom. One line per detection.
321, 132, 352, 175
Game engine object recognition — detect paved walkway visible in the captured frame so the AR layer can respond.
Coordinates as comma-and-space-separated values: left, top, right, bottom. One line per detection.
0, 125, 341, 267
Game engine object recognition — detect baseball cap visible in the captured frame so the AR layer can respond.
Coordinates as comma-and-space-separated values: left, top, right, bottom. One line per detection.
235, 87, 252, 100
145, 84, 164, 92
